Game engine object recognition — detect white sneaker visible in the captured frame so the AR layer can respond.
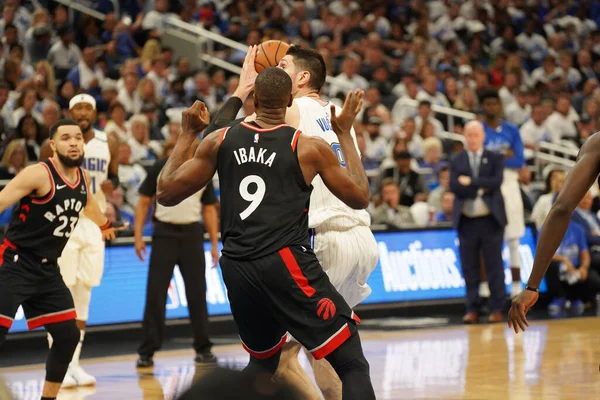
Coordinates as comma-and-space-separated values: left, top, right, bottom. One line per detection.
69, 364, 96, 386
61, 373, 77, 388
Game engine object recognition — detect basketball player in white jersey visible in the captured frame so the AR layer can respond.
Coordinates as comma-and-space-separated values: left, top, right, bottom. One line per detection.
40, 94, 119, 387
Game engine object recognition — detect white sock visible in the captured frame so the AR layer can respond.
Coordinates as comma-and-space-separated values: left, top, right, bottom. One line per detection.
70, 330, 85, 368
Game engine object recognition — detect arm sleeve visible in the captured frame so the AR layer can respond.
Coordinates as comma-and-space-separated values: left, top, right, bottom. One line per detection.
138, 158, 167, 197
203, 96, 244, 136
201, 181, 217, 205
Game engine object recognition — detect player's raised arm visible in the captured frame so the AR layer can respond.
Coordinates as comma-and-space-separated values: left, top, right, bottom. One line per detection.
0, 164, 49, 212
157, 101, 221, 206
299, 89, 370, 209
101, 131, 120, 194
508, 132, 600, 333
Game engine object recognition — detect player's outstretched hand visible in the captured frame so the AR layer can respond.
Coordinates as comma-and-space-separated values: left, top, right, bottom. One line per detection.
330, 89, 364, 136
182, 101, 211, 135
235, 45, 259, 98
101, 220, 128, 241
507, 289, 538, 334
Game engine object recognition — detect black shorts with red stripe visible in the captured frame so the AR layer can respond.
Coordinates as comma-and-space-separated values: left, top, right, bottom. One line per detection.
220, 245, 360, 361
0, 239, 76, 331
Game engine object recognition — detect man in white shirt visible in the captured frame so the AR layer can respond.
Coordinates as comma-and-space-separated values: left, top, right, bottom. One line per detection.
417, 74, 451, 108
329, 55, 369, 99
47, 25, 81, 72
546, 95, 579, 143
520, 103, 550, 149
504, 87, 531, 126
516, 20, 548, 68
499, 72, 518, 111
530, 54, 563, 87
414, 100, 444, 137
391, 81, 419, 126
117, 73, 142, 115
142, 0, 179, 34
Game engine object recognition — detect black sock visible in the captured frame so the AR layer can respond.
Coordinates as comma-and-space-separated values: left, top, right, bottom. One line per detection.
41, 397, 56, 400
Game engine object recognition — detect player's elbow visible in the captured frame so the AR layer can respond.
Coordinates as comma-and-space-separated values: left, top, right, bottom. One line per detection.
348, 193, 370, 209
156, 187, 179, 207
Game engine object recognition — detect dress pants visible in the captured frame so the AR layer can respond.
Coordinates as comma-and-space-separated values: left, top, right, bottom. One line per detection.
138, 221, 212, 357
458, 215, 506, 313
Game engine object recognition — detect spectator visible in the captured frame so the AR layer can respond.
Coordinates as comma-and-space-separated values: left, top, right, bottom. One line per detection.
138, 77, 161, 109
504, 87, 531, 127
142, 0, 179, 35
453, 86, 479, 113
371, 178, 415, 227
329, 54, 368, 99
498, 72, 519, 110
531, 169, 566, 230
520, 103, 551, 150
118, 73, 142, 115
399, 118, 423, 159
0, 138, 26, 178
546, 95, 579, 143
67, 47, 105, 93
40, 100, 60, 140
572, 191, 600, 269
128, 114, 158, 163
117, 142, 147, 211
13, 114, 41, 161
516, 20, 548, 70
427, 166, 450, 212
12, 89, 42, 128
417, 74, 451, 107
361, 114, 388, 164
435, 191, 454, 223
380, 151, 427, 207
414, 100, 444, 137
391, 80, 419, 126
47, 25, 81, 77
104, 100, 128, 142
419, 137, 448, 191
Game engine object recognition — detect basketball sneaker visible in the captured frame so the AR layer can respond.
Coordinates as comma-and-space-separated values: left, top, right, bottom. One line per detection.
570, 300, 585, 317
61, 373, 77, 388
136, 356, 154, 368
68, 364, 96, 386
195, 351, 217, 365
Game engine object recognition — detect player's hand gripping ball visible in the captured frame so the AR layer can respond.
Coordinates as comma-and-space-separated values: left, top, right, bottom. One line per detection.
254, 40, 290, 72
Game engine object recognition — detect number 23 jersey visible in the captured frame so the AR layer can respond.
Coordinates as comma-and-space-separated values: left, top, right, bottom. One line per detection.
216, 121, 312, 260
5, 159, 88, 261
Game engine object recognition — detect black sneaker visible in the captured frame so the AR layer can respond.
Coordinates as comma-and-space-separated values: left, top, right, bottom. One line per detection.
136, 356, 154, 368
194, 351, 217, 365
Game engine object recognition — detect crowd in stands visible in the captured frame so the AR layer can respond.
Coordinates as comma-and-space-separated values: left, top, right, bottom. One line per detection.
1, 1, 600, 310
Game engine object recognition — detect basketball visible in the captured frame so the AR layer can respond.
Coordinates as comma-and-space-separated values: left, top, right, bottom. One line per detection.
254, 40, 290, 73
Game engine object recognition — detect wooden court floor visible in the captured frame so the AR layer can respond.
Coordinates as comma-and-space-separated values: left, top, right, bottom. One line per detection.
1, 317, 600, 400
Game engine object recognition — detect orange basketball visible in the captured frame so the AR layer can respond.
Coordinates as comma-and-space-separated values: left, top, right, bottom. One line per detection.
254, 40, 290, 73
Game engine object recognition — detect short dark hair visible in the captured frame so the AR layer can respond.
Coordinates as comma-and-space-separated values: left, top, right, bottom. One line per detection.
394, 151, 411, 160
50, 119, 79, 139
286, 46, 327, 92
479, 89, 500, 103
4, 23, 17, 32
254, 67, 292, 110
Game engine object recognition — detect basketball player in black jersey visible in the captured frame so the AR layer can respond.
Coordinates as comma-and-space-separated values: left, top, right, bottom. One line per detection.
158, 68, 375, 400
0, 119, 122, 400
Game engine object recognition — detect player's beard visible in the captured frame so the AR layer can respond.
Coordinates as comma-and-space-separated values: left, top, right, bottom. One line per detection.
57, 150, 84, 167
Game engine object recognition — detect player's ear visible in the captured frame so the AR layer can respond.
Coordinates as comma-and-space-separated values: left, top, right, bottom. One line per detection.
299, 71, 310, 87
287, 93, 293, 107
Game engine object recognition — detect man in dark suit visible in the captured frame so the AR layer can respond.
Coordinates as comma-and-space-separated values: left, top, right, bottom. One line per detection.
450, 120, 507, 324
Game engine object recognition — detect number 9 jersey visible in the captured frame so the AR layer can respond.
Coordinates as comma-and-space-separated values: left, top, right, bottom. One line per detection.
216, 121, 312, 260
5, 159, 88, 261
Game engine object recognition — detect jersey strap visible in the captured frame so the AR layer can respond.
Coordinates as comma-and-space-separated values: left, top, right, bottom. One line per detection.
291, 129, 302, 151
219, 126, 231, 144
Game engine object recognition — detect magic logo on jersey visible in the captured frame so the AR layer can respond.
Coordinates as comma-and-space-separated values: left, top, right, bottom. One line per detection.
316, 117, 347, 167
82, 157, 108, 194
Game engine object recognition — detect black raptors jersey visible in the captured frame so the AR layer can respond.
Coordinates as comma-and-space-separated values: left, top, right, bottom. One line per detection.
5, 159, 88, 260
217, 121, 312, 260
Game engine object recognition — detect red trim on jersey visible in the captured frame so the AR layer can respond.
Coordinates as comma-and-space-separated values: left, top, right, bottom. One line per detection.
291, 129, 301, 151
240, 121, 287, 132
0, 239, 16, 266
351, 311, 361, 324
241, 333, 287, 359
219, 126, 231, 144
310, 323, 352, 360
27, 309, 77, 330
0, 315, 13, 328
279, 247, 316, 297
31, 162, 55, 204
48, 158, 81, 189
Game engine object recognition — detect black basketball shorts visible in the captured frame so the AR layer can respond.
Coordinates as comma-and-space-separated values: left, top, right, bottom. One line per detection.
220, 245, 360, 360
0, 239, 76, 331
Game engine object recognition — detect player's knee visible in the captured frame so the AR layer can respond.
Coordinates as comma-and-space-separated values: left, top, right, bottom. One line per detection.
46, 320, 79, 359
325, 333, 369, 379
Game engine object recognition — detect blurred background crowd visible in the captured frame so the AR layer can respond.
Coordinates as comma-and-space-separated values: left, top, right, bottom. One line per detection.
0, 0, 599, 316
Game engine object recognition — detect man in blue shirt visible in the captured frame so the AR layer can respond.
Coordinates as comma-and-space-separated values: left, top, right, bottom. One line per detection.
547, 221, 590, 317
481, 90, 526, 298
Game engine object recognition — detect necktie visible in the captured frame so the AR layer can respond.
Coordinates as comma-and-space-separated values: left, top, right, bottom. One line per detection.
470, 152, 480, 178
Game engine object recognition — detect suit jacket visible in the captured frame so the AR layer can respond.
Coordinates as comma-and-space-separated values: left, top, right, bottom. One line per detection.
450, 149, 507, 230
572, 208, 600, 247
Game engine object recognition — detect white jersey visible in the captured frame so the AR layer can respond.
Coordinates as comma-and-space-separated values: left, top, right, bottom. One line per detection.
295, 97, 371, 230
81, 129, 110, 213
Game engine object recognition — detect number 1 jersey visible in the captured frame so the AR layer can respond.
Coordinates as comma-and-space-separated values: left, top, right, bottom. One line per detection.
5, 159, 88, 260
216, 121, 312, 260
